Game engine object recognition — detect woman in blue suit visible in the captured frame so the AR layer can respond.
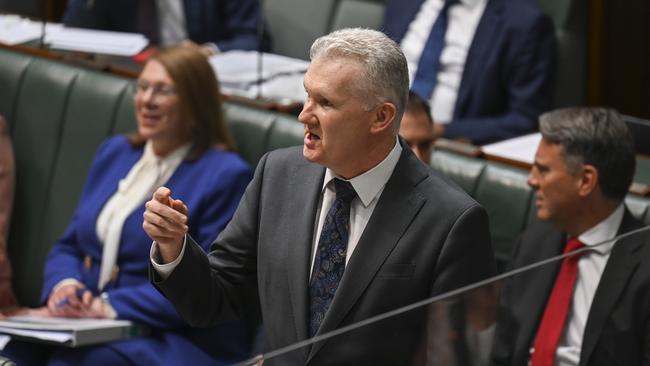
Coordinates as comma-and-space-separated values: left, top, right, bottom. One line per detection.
1, 47, 253, 365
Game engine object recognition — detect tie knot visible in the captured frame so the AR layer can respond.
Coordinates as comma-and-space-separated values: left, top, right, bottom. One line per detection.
564, 238, 585, 254
334, 179, 356, 204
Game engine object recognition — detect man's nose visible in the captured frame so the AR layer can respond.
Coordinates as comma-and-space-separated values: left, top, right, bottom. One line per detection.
298, 99, 314, 125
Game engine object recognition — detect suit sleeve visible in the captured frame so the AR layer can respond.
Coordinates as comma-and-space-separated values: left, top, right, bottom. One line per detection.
153, 152, 267, 327
444, 12, 557, 145
431, 203, 496, 294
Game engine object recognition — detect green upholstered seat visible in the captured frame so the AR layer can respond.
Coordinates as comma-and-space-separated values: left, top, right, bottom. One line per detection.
266, 114, 304, 152
474, 163, 534, 263
225, 102, 276, 166
430, 150, 486, 196
0, 48, 33, 128
8, 59, 80, 305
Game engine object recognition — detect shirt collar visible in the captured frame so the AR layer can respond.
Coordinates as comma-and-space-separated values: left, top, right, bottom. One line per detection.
143, 140, 192, 168
577, 203, 625, 254
322, 138, 403, 207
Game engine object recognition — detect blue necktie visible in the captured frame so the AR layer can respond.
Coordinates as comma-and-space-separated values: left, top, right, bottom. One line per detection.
410, 0, 458, 99
309, 178, 357, 337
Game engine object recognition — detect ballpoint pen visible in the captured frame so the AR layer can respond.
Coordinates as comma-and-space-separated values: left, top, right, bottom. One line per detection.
55, 287, 89, 308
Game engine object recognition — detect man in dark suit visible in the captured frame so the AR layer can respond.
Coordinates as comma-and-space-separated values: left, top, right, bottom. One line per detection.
383, 0, 556, 145
492, 107, 650, 365
143, 28, 496, 365
63, 0, 267, 52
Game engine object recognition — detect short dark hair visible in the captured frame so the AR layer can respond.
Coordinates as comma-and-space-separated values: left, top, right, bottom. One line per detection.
406, 90, 433, 124
539, 107, 636, 200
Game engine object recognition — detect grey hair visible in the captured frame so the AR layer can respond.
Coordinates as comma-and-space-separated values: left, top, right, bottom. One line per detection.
539, 107, 636, 200
310, 28, 410, 126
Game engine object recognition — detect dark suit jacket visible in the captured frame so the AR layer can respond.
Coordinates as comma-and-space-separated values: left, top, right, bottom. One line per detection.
154, 143, 496, 365
492, 209, 650, 366
64, 0, 268, 51
383, 0, 556, 144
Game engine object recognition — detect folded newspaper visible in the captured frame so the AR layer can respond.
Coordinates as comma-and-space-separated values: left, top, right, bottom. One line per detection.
0, 315, 141, 347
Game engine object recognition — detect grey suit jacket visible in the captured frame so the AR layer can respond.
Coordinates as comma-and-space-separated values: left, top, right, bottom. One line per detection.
492, 209, 650, 366
154, 143, 496, 365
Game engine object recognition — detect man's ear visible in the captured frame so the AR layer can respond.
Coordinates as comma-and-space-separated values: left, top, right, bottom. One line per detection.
578, 164, 599, 197
370, 102, 397, 134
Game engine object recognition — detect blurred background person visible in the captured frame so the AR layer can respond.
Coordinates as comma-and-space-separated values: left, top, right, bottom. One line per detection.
63, 0, 270, 54
383, 0, 556, 145
400, 90, 437, 164
0, 47, 254, 365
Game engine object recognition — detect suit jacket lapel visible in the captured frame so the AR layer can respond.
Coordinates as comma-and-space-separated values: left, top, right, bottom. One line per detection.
454, 0, 502, 118
307, 148, 428, 360
580, 210, 643, 365
286, 161, 326, 344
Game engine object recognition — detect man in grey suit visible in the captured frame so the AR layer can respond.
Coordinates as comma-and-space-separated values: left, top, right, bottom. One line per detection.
144, 28, 495, 365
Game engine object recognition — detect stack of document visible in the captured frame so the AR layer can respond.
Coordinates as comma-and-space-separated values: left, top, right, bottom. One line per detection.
0, 315, 139, 348
481, 133, 541, 165
45, 27, 148, 56
0, 15, 148, 56
0, 15, 61, 45
210, 50, 309, 103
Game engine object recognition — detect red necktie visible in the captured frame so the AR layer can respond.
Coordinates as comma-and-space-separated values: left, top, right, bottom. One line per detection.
531, 238, 585, 366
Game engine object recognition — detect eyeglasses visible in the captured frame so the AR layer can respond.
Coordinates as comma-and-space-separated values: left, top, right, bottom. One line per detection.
134, 80, 176, 98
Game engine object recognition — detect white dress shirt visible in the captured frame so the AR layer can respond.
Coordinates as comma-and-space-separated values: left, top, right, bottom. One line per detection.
152, 140, 403, 280
309, 139, 402, 276
96, 141, 190, 290
400, 0, 487, 124
528, 204, 625, 365
157, 0, 189, 46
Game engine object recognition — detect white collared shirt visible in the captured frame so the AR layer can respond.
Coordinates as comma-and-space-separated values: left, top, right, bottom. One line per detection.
528, 204, 625, 365
309, 139, 403, 277
400, 0, 487, 124
96, 140, 191, 290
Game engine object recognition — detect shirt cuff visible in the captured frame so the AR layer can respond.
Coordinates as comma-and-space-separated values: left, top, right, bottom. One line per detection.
52, 278, 84, 294
149, 235, 187, 281
100, 292, 117, 319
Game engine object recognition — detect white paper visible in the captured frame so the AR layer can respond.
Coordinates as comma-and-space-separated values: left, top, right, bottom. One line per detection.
0, 315, 134, 346
481, 133, 541, 165
45, 27, 148, 56
0, 15, 61, 45
210, 50, 308, 103
0, 334, 10, 350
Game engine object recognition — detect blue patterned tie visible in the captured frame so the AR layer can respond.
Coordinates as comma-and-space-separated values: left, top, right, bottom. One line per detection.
410, 0, 458, 99
309, 178, 357, 337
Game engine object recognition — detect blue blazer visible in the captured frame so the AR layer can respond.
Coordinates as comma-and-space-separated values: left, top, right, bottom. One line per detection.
42, 136, 253, 365
383, 0, 557, 144
64, 0, 269, 51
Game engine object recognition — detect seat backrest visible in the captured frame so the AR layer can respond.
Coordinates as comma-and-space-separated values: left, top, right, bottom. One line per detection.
0, 48, 33, 129
430, 150, 486, 196
8, 58, 80, 305
266, 114, 304, 152
473, 163, 534, 264
537, 0, 588, 108
330, 0, 386, 31
264, 0, 337, 59
225, 103, 276, 166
